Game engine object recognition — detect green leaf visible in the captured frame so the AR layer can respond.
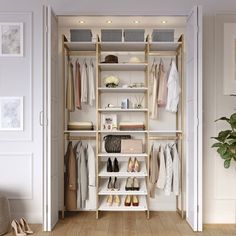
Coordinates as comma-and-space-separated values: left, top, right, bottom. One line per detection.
224, 159, 231, 168
215, 130, 232, 142
215, 117, 230, 122
212, 143, 222, 148
217, 145, 227, 156
228, 139, 236, 145
229, 113, 236, 129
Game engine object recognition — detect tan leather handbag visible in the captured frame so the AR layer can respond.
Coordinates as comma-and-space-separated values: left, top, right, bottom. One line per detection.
121, 139, 143, 153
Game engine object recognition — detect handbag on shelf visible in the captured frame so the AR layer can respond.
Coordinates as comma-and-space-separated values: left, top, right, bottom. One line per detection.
121, 139, 143, 154
103, 135, 131, 153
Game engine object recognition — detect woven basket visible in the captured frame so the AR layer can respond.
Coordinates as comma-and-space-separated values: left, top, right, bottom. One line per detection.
0, 196, 10, 235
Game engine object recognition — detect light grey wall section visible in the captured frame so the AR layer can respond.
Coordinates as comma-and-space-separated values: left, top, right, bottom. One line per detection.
0, 0, 43, 223
0, 0, 236, 224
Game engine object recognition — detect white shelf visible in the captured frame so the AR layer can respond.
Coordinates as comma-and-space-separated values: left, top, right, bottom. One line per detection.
98, 161, 147, 177
150, 42, 182, 51
98, 63, 147, 71
98, 178, 147, 196
98, 153, 148, 157
98, 195, 147, 211
149, 130, 182, 134
98, 87, 148, 93
99, 42, 148, 52
98, 130, 147, 134
64, 42, 96, 51
64, 130, 96, 134
98, 108, 148, 112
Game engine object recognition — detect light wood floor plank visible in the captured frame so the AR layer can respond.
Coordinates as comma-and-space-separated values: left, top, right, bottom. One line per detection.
4, 212, 236, 236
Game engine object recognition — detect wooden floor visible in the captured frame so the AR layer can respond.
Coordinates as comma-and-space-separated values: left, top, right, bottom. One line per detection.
6, 212, 236, 236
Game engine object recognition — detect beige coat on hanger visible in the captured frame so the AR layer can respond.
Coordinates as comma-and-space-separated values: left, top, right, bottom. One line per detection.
64, 141, 77, 210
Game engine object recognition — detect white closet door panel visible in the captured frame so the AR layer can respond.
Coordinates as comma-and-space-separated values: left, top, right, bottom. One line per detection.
185, 5, 203, 232
43, 5, 59, 231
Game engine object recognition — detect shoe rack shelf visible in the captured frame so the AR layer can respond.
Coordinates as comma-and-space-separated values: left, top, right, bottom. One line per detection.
98, 161, 148, 177
98, 178, 147, 196
98, 196, 148, 211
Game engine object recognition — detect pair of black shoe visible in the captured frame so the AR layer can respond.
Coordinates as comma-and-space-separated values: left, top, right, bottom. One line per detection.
107, 157, 119, 172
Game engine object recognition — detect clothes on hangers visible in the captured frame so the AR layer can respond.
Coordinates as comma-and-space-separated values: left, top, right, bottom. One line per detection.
81, 60, 88, 103
164, 145, 173, 196
66, 61, 75, 112
171, 143, 180, 196
87, 60, 95, 106
150, 61, 159, 119
156, 145, 166, 189
157, 60, 167, 107
149, 143, 159, 198
64, 141, 77, 210
75, 60, 81, 109
149, 142, 180, 197
166, 60, 181, 112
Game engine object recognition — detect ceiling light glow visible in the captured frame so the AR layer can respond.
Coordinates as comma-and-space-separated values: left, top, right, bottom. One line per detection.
161, 20, 167, 24
107, 20, 112, 24
134, 20, 140, 24
79, 20, 85, 24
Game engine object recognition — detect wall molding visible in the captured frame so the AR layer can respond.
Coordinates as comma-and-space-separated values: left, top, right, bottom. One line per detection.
0, 152, 33, 199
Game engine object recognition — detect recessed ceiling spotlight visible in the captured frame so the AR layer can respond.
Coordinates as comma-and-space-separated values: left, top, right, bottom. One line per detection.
79, 20, 85, 24
161, 20, 167, 24
107, 20, 112, 24
134, 20, 140, 24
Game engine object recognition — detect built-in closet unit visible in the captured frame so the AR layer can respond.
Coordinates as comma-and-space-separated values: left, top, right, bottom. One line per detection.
61, 19, 184, 219
43, 6, 202, 231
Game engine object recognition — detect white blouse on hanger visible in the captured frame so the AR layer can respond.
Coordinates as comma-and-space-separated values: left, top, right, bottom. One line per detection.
171, 144, 180, 196
166, 61, 181, 112
87, 61, 95, 106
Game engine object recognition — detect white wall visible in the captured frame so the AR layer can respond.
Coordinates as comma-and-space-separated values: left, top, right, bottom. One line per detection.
1, 0, 236, 224
0, 0, 43, 223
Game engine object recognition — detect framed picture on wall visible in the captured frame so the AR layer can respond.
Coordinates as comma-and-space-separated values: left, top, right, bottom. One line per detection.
0, 97, 24, 131
0, 22, 23, 57
101, 113, 117, 130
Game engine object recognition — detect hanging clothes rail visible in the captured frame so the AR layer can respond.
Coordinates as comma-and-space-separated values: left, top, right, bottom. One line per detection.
149, 136, 181, 141
149, 51, 178, 57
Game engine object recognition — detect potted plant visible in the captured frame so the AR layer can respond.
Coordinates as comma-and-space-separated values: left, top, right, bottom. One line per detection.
211, 113, 236, 168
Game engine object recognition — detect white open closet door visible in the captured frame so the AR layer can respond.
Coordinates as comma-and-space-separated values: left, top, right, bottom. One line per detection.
43, 5, 59, 231
185, 5, 203, 232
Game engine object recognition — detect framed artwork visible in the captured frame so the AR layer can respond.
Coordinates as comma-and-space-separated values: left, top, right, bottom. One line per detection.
101, 113, 117, 130
0, 97, 24, 131
0, 22, 23, 57
215, 14, 236, 95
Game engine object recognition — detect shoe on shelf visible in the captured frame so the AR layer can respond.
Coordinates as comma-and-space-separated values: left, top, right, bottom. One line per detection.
113, 195, 120, 206
113, 158, 119, 172
124, 195, 132, 206
106, 195, 113, 206
11, 219, 26, 236
125, 177, 133, 191
134, 157, 140, 172
19, 218, 34, 235
113, 177, 120, 191
132, 195, 139, 206
107, 157, 113, 172
107, 177, 113, 190
127, 157, 134, 172
133, 177, 140, 191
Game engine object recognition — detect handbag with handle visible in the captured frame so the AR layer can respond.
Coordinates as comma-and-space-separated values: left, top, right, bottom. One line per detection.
103, 135, 131, 153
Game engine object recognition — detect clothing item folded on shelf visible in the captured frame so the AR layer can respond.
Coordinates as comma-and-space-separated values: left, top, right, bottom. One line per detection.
119, 121, 145, 131
68, 121, 94, 130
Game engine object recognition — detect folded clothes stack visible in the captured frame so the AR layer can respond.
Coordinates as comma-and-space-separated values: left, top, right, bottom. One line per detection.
119, 121, 145, 131
68, 121, 94, 130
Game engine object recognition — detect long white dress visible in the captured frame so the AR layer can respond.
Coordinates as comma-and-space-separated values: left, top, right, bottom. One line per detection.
164, 145, 173, 196
171, 143, 180, 196
157, 145, 166, 189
